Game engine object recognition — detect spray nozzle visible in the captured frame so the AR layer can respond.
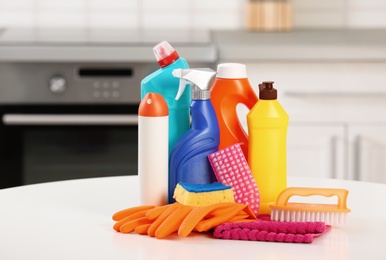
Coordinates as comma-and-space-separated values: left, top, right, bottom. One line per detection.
174, 78, 190, 100
172, 68, 217, 100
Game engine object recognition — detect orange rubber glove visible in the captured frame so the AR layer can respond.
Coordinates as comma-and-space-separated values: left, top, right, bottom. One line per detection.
112, 202, 256, 239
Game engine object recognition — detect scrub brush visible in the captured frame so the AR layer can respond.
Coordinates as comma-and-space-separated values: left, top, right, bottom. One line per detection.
270, 187, 351, 225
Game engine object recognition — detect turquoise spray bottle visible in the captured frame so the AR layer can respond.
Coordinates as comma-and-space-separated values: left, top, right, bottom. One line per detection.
140, 41, 190, 154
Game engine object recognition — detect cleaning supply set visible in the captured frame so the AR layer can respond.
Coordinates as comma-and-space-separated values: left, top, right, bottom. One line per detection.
114, 41, 351, 243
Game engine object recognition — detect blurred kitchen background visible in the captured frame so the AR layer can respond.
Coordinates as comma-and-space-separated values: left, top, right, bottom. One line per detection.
0, 0, 386, 30
1, 0, 386, 188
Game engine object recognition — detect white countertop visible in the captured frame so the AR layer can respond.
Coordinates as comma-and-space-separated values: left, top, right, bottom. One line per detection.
0, 176, 385, 260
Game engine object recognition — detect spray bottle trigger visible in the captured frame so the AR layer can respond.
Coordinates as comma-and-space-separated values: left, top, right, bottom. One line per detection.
173, 69, 188, 101
175, 79, 188, 100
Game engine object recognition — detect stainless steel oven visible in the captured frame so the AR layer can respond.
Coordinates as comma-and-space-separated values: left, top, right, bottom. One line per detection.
0, 62, 150, 188
0, 29, 217, 189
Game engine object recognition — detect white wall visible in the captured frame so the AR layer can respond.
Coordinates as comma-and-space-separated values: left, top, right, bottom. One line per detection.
293, 0, 386, 28
0, 0, 386, 29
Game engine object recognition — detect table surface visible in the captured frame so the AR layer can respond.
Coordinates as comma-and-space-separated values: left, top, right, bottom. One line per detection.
1, 176, 385, 260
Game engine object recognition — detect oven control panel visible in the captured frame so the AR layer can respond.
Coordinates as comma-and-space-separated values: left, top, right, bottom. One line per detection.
49, 76, 123, 99
0, 62, 155, 104
91, 80, 121, 99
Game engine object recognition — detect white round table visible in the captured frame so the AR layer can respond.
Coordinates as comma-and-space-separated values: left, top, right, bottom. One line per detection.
0, 176, 385, 260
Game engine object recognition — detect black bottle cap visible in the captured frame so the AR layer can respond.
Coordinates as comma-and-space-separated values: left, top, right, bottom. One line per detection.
259, 81, 277, 100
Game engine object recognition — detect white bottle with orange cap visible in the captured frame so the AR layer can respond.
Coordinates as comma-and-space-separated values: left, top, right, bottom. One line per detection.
138, 92, 169, 206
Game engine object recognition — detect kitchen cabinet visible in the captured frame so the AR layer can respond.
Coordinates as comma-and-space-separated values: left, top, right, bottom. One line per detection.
287, 123, 346, 179
288, 123, 386, 183
348, 125, 386, 183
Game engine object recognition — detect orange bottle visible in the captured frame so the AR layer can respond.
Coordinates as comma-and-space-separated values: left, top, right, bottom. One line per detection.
210, 63, 258, 158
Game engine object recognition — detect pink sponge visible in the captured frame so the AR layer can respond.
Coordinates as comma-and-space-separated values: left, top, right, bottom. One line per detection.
208, 143, 260, 215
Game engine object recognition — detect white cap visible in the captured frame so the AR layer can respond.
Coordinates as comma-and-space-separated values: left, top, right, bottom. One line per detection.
216, 63, 247, 79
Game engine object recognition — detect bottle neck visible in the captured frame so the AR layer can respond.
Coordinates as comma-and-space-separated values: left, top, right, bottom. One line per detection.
158, 51, 179, 68
190, 99, 218, 131
192, 90, 210, 100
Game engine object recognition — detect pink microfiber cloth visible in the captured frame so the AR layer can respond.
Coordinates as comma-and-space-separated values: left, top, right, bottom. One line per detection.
213, 219, 331, 243
208, 143, 260, 215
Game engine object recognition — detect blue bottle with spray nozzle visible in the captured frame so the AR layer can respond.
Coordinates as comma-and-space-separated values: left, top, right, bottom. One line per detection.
168, 68, 220, 203
140, 41, 191, 155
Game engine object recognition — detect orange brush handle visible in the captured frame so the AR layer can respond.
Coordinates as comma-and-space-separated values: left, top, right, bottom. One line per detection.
273, 187, 350, 212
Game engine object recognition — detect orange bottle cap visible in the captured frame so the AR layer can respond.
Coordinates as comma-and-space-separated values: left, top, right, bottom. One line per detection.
139, 93, 168, 117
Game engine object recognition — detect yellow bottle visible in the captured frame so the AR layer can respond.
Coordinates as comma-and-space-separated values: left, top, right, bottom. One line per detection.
247, 81, 289, 215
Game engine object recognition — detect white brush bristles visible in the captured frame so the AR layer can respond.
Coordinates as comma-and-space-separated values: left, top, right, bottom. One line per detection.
271, 209, 348, 225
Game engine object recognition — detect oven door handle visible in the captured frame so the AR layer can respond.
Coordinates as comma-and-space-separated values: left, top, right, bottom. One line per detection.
2, 114, 138, 125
